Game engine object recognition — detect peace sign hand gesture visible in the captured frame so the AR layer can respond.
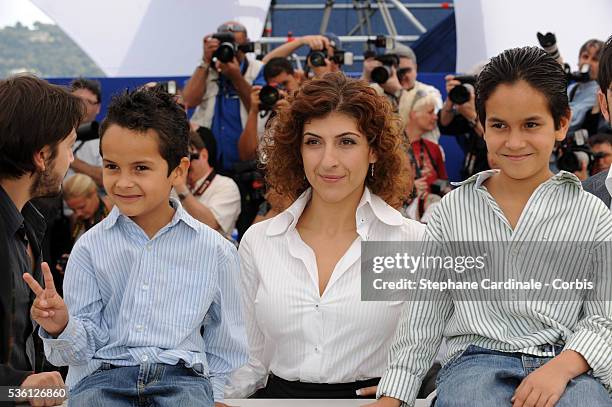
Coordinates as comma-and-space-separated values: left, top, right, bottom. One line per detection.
23, 262, 69, 337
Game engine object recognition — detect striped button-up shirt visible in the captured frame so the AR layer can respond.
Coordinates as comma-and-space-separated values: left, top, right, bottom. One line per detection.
39, 199, 248, 402
377, 170, 612, 406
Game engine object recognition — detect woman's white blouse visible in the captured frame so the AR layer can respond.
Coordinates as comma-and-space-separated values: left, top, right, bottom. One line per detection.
226, 187, 425, 398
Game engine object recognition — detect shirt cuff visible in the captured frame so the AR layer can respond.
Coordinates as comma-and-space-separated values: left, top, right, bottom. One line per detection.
211, 374, 227, 402
38, 317, 78, 350
564, 324, 612, 391
376, 366, 421, 407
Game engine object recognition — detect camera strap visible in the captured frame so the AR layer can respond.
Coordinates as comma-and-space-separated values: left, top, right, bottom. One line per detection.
408, 140, 440, 177
192, 170, 217, 197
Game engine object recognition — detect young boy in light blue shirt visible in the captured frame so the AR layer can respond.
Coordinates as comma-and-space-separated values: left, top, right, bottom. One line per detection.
24, 87, 248, 406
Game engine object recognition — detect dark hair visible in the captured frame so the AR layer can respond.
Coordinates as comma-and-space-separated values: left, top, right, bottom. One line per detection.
0, 74, 84, 180
263, 57, 295, 82
99, 86, 189, 175
578, 39, 604, 60
70, 77, 102, 103
263, 72, 411, 208
476, 46, 570, 130
598, 35, 612, 93
589, 132, 612, 147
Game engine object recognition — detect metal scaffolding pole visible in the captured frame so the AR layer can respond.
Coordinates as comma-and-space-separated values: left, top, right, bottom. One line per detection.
377, 0, 398, 37
386, 0, 427, 33
271, 2, 453, 10
319, 0, 335, 34
256, 35, 419, 44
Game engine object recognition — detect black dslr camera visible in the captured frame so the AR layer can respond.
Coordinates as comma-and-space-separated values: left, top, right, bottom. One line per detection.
537, 32, 591, 85
307, 49, 353, 67
555, 130, 596, 173
212, 32, 256, 63
448, 75, 476, 105
76, 121, 99, 142
370, 54, 400, 85
259, 85, 280, 111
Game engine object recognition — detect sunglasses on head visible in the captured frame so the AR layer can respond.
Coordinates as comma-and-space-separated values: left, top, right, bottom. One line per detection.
217, 23, 246, 33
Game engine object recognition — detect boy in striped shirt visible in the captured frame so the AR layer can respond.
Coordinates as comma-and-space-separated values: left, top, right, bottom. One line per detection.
371, 47, 612, 407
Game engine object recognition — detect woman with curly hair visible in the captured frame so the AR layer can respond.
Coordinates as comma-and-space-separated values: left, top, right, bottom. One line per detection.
225, 72, 425, 399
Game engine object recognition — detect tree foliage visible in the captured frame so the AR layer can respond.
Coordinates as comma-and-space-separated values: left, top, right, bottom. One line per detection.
0, 22, 105, 78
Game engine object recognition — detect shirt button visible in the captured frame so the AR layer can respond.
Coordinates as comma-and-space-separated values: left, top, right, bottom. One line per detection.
135, 325, 144, 332
141, 355, 148, 362
314, 346, 319, 352
146, 244, 152, 251
142, 284, 149, 291
315, 304, 319, 311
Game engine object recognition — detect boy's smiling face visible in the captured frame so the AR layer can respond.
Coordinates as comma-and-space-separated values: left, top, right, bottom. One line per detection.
484, 80, 569, 182
101, 124, 188, 228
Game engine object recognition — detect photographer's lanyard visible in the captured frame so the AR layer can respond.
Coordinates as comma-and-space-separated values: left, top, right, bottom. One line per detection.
408, 140, 439, 179
192, 170, 217, 197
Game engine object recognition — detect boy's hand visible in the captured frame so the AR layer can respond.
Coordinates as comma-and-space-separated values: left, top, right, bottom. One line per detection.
511, 362, 570, 407
23, 262, 69, 337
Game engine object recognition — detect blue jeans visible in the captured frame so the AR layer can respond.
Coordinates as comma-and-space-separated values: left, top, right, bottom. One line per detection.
434, 345, 611, 407
68, 362, 214, 407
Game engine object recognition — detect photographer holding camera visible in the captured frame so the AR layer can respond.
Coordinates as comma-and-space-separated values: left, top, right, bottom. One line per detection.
363, 43, 442, 143
174, 130, 242, 238
568, 39, 605, 134
183, 21, 265, 175
439, 72, 490, 180
66, 78, 104, 188
262, 33, 345, 79
238, 57, 302, 161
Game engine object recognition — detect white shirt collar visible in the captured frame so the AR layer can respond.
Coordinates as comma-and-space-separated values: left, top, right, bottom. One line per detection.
266, 187, 404, 237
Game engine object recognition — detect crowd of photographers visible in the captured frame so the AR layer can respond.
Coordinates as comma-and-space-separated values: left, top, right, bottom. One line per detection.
41, 21, 612, 276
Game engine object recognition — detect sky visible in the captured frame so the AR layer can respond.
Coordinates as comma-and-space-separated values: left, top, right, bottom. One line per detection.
0, 0, 54, 28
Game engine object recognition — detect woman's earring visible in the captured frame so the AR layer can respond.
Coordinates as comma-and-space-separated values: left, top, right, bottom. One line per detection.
370, 163, 374, 178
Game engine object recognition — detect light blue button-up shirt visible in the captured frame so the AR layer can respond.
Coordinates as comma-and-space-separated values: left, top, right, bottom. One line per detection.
40, 199, 248, 402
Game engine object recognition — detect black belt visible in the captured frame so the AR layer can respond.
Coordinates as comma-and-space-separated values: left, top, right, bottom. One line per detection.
252, 373, 380, 399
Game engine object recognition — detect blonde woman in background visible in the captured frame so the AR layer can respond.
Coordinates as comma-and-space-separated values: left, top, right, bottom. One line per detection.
57, 174, 113, 274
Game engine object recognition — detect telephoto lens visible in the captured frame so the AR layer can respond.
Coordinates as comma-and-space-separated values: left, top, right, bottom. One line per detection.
212, 32, 237, 63
307, 51, 327, 67
259, 85, 280, 111
371, 66, 391, 84
448, 75, 476, 105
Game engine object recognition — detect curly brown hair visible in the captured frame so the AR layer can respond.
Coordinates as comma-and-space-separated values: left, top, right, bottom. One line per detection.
262, 72, 412, 208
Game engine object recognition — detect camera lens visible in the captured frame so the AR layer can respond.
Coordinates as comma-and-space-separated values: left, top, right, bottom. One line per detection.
259, 85, 280, 110
215, 43, 235, 63
308, 51, 327, 67
448, 84, 471, 105
371, 66, 391, 84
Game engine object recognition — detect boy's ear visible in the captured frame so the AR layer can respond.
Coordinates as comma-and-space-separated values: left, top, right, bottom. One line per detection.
170, 157, 191, 187
555, 111, 572, 142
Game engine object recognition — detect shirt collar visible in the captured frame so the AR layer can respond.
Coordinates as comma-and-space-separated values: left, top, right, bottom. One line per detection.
0, 185, 46, 239
104, 197, 199, 232
0, 184, 25, 235
266, 187, 404, 237
452, 169, 583, 190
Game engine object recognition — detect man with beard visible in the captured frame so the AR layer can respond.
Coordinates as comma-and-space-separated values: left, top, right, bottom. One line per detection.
0, 74, 83, 406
